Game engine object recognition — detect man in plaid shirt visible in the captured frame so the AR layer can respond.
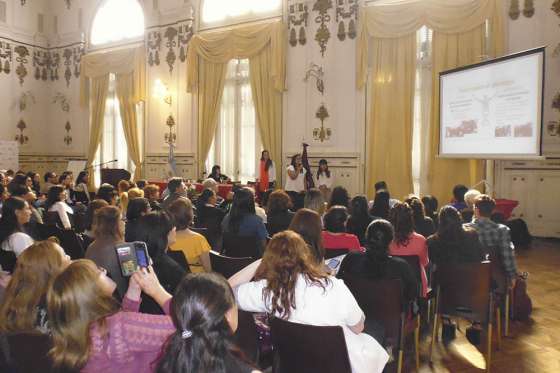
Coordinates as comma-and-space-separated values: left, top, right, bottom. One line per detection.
465, 194, 518, 292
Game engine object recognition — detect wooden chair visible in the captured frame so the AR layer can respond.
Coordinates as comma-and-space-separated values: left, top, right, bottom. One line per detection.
233, 310, 259, 365
269, 318, 352, 373
343, 276, 419, 373
429, 261, 498, 372
0, 332, 54, 373
324, 248, 349, 259
222, 232, 261, 258
167, 250, 191, 273
210, 250, 255, 279
394, 254, 434, 324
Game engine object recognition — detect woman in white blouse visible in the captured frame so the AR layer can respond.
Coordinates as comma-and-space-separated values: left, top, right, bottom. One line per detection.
0, 197, 34, 271
46, 185, 74, 230
285, 154, 307, 210
229, 231, 389, 373
316, 159, 333, 201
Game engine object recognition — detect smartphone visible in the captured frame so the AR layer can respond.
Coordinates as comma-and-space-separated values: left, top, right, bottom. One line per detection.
115, 242, 151, 277
327, 258, 340, 270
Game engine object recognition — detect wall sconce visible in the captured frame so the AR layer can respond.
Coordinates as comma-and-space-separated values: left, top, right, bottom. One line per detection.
153, 79, 176, 145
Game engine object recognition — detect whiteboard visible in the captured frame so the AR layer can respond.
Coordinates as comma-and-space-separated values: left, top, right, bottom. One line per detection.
0, 140, 19, 171
439, 47, 545, 159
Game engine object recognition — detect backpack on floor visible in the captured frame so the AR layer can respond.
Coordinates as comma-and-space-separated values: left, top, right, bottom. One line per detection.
511, 272, 532, 321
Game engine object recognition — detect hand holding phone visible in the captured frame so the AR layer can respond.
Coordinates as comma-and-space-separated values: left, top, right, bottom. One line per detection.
115, 242, 151, 277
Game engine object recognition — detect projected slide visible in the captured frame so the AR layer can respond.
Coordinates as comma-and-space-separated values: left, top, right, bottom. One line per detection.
439, 48, 544, 159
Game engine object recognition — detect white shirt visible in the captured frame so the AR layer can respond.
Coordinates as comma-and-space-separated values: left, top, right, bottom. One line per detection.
49, 201, 74, 230
1, 232, 34, 257
284, 165, 306, 193
316, 172, 333, 189
255, 205, 267, 224
235, 275, 389, 373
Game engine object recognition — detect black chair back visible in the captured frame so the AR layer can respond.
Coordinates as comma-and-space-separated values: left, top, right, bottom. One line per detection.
210, 251, 255, 279
233, 310, 259, 364
394, 255, 422, 296
167, 250, 191, 273
270, 318, 352, 373
222, 232, 260, 258
324, 248, 349, 259
0, 332, 54, 373
35, 223, 84, 259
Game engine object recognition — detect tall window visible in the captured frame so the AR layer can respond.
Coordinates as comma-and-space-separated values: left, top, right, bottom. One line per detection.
200, 0, 282, 28
91, 0, 144, 46
206, 59, 261, 183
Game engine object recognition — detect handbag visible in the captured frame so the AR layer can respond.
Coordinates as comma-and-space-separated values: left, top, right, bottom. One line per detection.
511, 271, 532, 321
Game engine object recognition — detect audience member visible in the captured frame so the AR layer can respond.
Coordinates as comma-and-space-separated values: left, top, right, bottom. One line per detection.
156, 272, 260, 373
85, 206, 127, 299
195, 188, 225, 248
322, 206, 362, 252
0, 184, 7, 211
338, 219, 418, 303
45, 185, 74, 230
209, 165, 231, 183
421, 195, 439, 229
58, 171, 75, 205
96, 183, 118, 205
303, 187, 326, 216
346, 196, 373, 245
316, 159, 333, 199
230, 231, 389, 373
26, 172, 41, 195
118, 179, 132, 213
369, 189, 391, 220
128, 187, 144, 200
405, 196, 435, 238
371, 181, 399, 208
328, 186, 350, 209
144, 184, 162, 211
288, 208, 325, 264
0, 240, 71, 334
41, 171, 58, 194
162, 177, 188, 211
450, 184, 469, 211
125, 197, 151, 242
0, 197, 34, 270
388, 202, 429, 297
222, 188, 268, 256
136, 179, 148, 189
461, 189, 482, 222
47, 260, 174, 373
168, 198, 212, 273
82, 199, 109, 248
133, 211, 186, 314
73, 171, 91, 204
266, 189, 295, 236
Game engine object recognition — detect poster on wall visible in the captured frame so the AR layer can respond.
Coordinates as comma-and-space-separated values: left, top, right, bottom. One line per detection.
0, 141, 19, 171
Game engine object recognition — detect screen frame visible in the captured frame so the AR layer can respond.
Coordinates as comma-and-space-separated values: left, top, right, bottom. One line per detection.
438, 46, 546, 160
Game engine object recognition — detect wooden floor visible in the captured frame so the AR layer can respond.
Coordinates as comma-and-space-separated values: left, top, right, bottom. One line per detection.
405, 238, 560, 373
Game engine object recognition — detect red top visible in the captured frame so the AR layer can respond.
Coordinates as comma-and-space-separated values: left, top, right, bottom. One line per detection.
321, 231, 363, 252
389, 232, 429, 297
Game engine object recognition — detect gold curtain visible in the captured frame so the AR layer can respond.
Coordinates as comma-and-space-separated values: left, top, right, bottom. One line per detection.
186, 20, 286, 176
85, 75, 110, 188
366, 34, 416, 200
116, 72, 143, 180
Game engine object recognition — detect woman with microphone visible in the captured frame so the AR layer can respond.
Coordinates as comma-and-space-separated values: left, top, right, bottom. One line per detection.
285, 153, 306, 210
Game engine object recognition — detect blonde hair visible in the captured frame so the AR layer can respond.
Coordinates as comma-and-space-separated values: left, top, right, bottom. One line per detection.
464, 189, 482, 209
0, 240, 66, 332
127, 187, 144, 199
47, 259, 119, 371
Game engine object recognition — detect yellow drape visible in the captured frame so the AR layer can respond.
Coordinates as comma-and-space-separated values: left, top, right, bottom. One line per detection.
186, 20, 286, 177
116, 72, 143, 180
366, 34, 416, 200
85, 75, 110, 188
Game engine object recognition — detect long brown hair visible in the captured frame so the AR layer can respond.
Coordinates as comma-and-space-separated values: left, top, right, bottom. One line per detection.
389, 202, 414, 246
255, 231, 329, 319
93, 205, 124, 241
47, 259, 119, 371
288, 208, 325, 263
0, 240, 66, 332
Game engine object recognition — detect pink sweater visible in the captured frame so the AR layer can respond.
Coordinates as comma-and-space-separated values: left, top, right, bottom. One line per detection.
389, 232, 429, 297
82, 297, 174, 373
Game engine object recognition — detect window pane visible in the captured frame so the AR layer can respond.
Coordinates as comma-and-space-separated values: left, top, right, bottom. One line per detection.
91, 0, 144, 45
239, 81, 255, 183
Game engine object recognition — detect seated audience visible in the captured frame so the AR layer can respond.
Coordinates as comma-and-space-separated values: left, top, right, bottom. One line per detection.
0, 197, 34, 270
125, 197, 151, 242
40, 171, 58, 194
370, 181, 399, 209
85, 206, 127, 299
346, 196, 373, 245
0, 184, 6, 211
405, 196, 435, 238
82, 199, 109, 248
209, 164, 231, 183
322, 206, 362, 252
27, 172, 41, 195
127, 187, 144, 200
288, 208, 325, 264
229, 231, 389, 373
0, 240, 71, 334
427, 206, 485, 267
45, 185, 74, 230
461, 188, 482, 222
162, 177, 188, 211
47, 260, 174, 373
465, 195, 518, 293
252, 190, 268, 223
10, 183, 43, 226
421, 195, 439, 229
369, 189, 391, 220
118, 180, 132, 213
266, 190, 295, 235
389, 202, 429, 297
133, 211, 186, 314
195, 188, 225, 246
144, 183, 162, 211
222, 188, 268, 256
338, 219, 418, 303
7, 173, 31, 195
303, 187, 326, 216
96, 183, 118, 205
156, 273, 261, 373
328, 186, 350, 209
168, 198, 211, 273
136, 179, 148, 189
58, 171, 75, 205
450, 184, 469, 211
74, 171, 91, 204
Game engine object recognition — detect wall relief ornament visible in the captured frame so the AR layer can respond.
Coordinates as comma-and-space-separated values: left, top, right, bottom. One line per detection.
64, 121, 72, 145
15, 119, 29, 145
289, 2, 309, 47
509, 0, 520, 20
335, 0, 358, 41
14, 45, 29, 86
53, 92, 70, 112
0, 42, 11, 74
313, 0, 333, 57
164, 27, 178, 73
553, 0, 560, 17
147, 31, 162, 66
17, 91, 35, 112
178, 23, 193, 63
313, 104, 331, 142
33, 50, 50, 81
522, 0, 534, 18
304, 63, 324, 95
63, 48, 73, 86
72, 45, 84, 78
65, 0, 72, 10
